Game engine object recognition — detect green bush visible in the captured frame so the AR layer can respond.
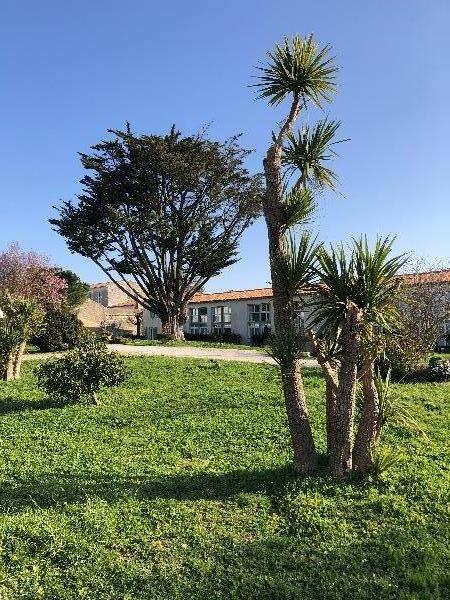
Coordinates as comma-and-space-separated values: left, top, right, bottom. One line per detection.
405, 358, 450, 383
36, 335, 128, 404
379, 333, 428, 381
32, 306, 86, 352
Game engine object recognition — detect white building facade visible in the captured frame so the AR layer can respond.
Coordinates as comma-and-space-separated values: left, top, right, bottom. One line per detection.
142, 288, 309, 343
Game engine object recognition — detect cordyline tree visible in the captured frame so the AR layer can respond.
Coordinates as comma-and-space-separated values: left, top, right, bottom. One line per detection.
310, 237, 406, 476
254, 36, 407, 478
254, 34, 344, 473
50, 126, 264, 339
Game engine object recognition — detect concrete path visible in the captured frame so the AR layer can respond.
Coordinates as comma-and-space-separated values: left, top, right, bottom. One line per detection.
24, 344, 318, 367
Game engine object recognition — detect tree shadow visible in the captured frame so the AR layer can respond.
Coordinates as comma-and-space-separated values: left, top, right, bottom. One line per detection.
0, 465, 296, 513
0, 396, 65, 415
177, 527, 448, 599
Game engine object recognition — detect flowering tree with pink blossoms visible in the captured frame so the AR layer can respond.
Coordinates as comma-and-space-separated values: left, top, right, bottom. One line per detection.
0, 244, 67, 380
0, 243, 67, 304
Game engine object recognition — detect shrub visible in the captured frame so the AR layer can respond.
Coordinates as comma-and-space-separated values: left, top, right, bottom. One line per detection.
380, 333, 428, 381
399, 358, 450, 383
251, 329, 272, 347
36, 335, 129, 404
183, 331, 242, 344
427, 360, 450, 382
32, 306, 86, 352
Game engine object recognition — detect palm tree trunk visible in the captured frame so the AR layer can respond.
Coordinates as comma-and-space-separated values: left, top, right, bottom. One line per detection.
307, 332, 339, 459
353, 357, 379, 472
323, 366, 338, 459
280, 360, 318, 473
263, 142, 317, 474
329, 302, 361, 478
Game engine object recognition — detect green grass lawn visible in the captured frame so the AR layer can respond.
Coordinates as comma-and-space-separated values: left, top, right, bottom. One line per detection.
0, 358, 448, 599
430, 352, 450, 361
125, 338, 265, 351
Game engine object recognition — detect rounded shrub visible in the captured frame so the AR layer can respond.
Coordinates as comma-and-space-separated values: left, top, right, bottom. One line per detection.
32, 306, 86, 352
36, 334, 129, 404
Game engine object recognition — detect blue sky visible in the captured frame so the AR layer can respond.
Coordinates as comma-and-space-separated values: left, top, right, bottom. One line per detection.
1, 0, 449, 290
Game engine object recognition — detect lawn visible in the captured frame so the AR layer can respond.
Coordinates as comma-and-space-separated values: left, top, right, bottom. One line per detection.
124, 338, 266, 351
0, 357, 448, 599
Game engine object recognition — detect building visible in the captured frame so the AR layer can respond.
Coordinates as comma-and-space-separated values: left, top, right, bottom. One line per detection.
142, 287, 309, 343
77, 281, 142, 335
142, 269, 450, 346
400, 269, 450, 351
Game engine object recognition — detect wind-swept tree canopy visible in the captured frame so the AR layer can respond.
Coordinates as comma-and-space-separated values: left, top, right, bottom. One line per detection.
51, 126, 264, 338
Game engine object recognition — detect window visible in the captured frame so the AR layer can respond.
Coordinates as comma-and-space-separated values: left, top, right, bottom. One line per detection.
212, 306, 231, 323
190, 324, 208, 335
90, 289, 105, 304
293, 301, 305, 332
212, 306, 231, 333
248, 303, 271, 339
190, 306, 208, 335
190, 306, 208, 324
248, 303, 271, 324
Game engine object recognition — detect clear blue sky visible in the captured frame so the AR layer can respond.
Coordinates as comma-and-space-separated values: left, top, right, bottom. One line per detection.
1, 0, 449, 290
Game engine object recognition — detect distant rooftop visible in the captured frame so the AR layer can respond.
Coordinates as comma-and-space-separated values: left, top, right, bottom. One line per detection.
89, 269, 450, 303
191, 287, 273, 303
400, 269, 450, 285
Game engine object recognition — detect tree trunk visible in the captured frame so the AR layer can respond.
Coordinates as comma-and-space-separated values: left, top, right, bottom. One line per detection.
353, 357, 379, 472
161, 313, 185, 341
307, 332, 339, 459
323, 367, 338, 459
263, 141, 317, 474
136, 314, 141, 338
329, 302, 361, 479
12, 340, 26, 380
281, 360, 318, 473
3, 351, 15, 382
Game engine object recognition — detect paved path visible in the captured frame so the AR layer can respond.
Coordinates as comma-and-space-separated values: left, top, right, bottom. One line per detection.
24, 344, 318, 367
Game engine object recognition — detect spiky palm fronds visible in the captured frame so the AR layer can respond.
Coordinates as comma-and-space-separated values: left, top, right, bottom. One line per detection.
369, 445, 403, 477
282, 187, 317, 230
283, 119, 346, 190
268, 325, 307, 368
352, 237, 408, 328
254, 35, 337, 107
310, 237, 407, 339
375, 369, 429, 440
276, 231, 321, 299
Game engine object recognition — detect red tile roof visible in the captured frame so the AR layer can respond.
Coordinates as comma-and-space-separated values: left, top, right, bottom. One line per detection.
190, 288, 274, 303
89, 269, 450, 305
400, 270, 450, 285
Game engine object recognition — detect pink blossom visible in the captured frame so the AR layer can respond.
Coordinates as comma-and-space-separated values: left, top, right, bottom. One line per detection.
0, 243, 67, 305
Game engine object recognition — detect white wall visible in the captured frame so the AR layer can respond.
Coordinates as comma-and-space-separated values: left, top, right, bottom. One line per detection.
142, 296, 313, 342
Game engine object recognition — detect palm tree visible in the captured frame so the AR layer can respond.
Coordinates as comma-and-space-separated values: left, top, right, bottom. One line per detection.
283, 119, 346, 190
311, 237, 406, 477
254, 34, 339, 473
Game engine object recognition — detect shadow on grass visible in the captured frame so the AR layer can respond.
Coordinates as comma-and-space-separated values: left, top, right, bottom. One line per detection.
0, 465, 296, 512
0, 396, 65, 415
